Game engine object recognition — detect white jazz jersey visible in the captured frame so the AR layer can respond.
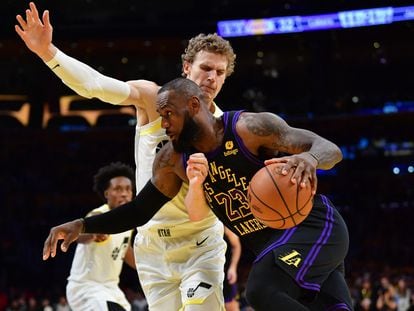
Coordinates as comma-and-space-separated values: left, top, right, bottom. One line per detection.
68, 204, 133, 284
67, 204, 133, 311
134, 104, 224, 235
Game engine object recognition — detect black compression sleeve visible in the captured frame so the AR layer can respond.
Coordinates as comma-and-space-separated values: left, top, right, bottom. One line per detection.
83, 181, 170, 234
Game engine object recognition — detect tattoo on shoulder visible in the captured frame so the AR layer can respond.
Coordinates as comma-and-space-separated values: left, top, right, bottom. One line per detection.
243, 113, 280, 137
154, 143, 177, 170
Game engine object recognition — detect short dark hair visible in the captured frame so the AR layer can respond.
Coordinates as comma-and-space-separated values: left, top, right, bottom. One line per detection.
93, 162, 135, 201
158, 77, 205, 101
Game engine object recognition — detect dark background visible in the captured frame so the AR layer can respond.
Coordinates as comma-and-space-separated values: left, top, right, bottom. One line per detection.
1, 0, 414, 307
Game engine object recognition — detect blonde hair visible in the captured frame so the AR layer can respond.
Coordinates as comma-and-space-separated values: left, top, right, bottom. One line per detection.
181, 33, 236, 77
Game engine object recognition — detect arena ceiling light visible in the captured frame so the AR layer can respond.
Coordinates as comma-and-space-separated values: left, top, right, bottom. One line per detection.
217, 6, 414, 37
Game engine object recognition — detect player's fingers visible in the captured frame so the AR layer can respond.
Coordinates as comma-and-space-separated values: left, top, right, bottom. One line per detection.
42, 236, 51, 260
196, 167, 206, 177
43, 10, 51, 28
29, 2, 41, 23
43, 231, 58, 260
280, 157, 300, 176
264, 157, 288, 166
288, 165, 300, 184
297, 165, 316, 191
192, 165, 207, 178
310, 172, 318, 195
311, 178, 318, 195
190, 166, 203, 177
16, 15, 27, 30
190, 152, 205, 158
14, 25, 25, 39
25, 9, 35, 26
291, 160, 315, 190
187, 162, 208, 176
188, 155, 207, 165
61, 232, 77, 252
188, 161, 206, 169
299, 172, 312, 189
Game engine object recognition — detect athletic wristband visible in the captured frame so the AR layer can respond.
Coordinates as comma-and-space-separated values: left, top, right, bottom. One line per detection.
308, 152, 320, 165
78, 218, 86, 234
83, 181, 170, 234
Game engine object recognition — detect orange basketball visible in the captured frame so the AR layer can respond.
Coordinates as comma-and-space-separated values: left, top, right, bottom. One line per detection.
247, 163, 314, 229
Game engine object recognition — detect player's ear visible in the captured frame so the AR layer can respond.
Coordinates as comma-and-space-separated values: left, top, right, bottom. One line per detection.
183, 61, 191, 76
104, 190, 109, 199
188, 96, 201, 114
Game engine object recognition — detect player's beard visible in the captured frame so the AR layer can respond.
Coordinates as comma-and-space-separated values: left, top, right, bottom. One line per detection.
172, 112, 201, 153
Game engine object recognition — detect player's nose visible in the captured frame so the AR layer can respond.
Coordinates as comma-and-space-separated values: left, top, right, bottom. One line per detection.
207, 70, 217, 82
161, 117, 170, 129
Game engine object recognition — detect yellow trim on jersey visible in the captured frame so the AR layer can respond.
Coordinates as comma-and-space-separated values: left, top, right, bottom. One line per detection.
212, 102, 223, 117
178, 298, 205, 311
179, 298, 225, 311
138, 117, 162, 136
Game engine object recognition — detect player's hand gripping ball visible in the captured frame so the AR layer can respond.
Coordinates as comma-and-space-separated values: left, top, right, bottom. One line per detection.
248, 163, 314, 229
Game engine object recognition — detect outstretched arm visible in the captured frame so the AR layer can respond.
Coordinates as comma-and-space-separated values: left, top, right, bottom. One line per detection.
15, 2, 160, 116
43, 143, 184, 260
42, 181, 170, 260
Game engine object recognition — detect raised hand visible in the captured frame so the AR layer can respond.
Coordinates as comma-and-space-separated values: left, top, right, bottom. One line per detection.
15, 2, 56, 60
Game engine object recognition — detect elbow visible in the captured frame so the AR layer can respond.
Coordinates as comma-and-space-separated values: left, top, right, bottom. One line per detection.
335, 145, 343, 164
325, 144, 343, 169
316, 143, 343, 170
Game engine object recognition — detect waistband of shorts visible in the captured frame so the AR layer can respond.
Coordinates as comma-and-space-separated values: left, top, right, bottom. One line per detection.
137, 220, 223, 239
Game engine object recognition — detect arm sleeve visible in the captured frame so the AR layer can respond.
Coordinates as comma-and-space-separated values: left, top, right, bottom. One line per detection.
45, 49, 130, 104
83, 181, 170, 234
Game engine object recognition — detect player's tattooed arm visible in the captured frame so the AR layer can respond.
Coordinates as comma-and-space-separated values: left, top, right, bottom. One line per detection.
239, 112, 342, 170
237, 111, 341, 194
151, 141, 185, 198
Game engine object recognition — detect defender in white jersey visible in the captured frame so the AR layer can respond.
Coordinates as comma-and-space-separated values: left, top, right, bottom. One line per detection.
66, 162, 136, 311
16, 4, 236, 309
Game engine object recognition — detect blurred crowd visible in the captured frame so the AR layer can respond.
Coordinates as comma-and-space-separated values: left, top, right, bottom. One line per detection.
2, 271, 414, 310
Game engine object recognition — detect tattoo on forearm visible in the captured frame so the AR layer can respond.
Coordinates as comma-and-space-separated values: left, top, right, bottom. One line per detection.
272, 138, 309, 154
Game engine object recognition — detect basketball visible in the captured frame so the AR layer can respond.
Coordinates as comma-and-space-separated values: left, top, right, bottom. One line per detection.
247, 163, 314, 229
